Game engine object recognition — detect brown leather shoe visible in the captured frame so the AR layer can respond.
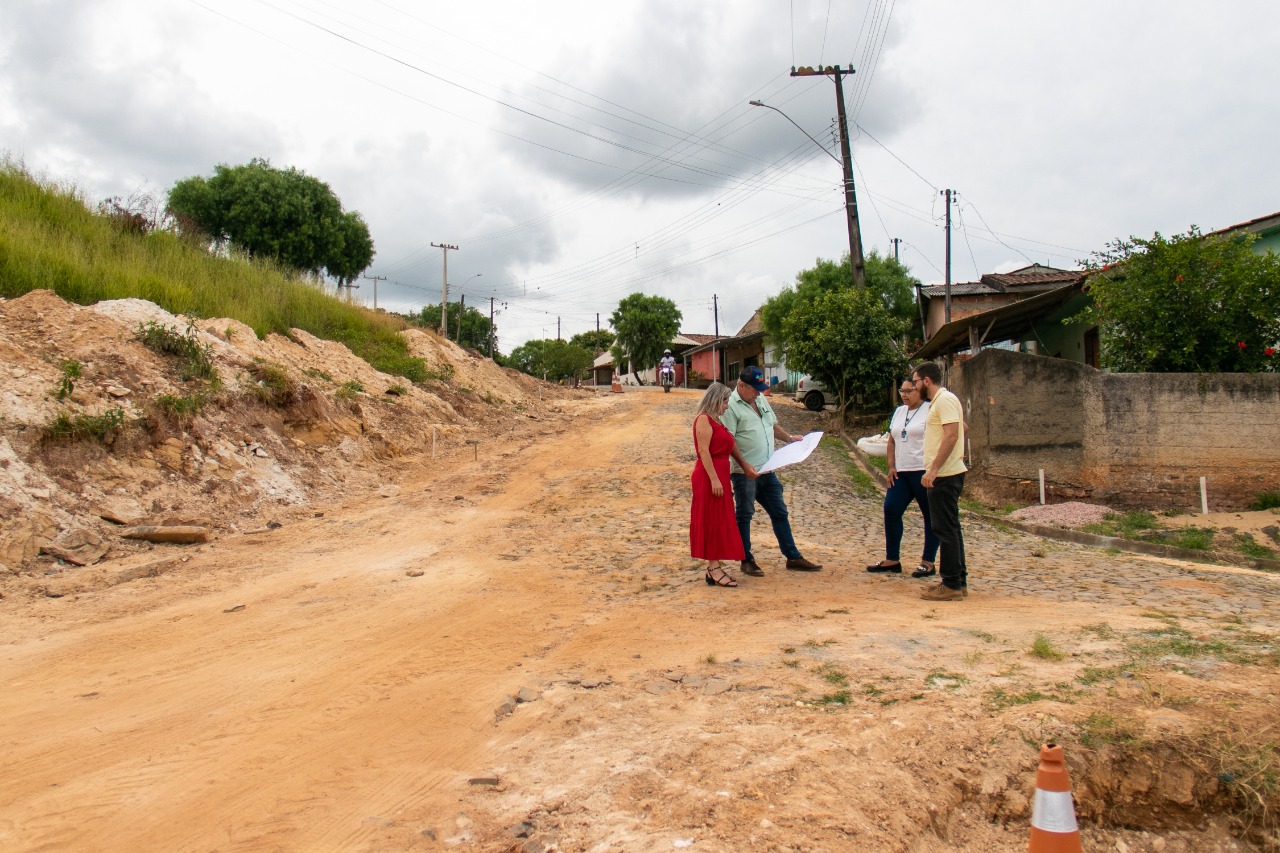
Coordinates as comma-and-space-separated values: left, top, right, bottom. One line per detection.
785, 557, 823, 572
919, 583, 964, 601
740, 559, 765, 577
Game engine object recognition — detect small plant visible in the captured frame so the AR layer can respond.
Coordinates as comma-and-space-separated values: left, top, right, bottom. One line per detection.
43, 407, 127, 442
336, 380, 364, 399
54, 358, 82, 400
704, 653, 717, 665
385, 384, 407, 396
967, 629, 999, 643
154, 392, 209, 423
1031, 634, 1067, 661
1249, 491, 1280, 511
814, 663, 848, 687
815, 690, 852, 706
1234, 532, 1275, 559
246, 360, 296, 406
304, 367, 333, 381
1169, 526, 1215, 551
1079, 711, 1142, 748
422, 363, 455, 383
136, 318, 219, 385
781, 658, 800, 668
924, 669, 970, 689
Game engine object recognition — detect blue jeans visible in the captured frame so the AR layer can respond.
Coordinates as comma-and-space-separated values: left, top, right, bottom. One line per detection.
884, 470, 939, 563
926, 473, 967, 589
730, 472, 800, 561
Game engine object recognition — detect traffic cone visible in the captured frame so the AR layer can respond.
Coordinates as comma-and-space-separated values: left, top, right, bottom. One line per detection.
610, 374, 623, 393
1028, 743, 1082, 853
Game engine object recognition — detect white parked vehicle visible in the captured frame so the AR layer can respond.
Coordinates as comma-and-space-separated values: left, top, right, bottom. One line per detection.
794, 375, 834, 411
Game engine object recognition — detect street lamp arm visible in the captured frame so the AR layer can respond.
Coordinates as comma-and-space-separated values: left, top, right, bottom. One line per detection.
749, 100, 842, 165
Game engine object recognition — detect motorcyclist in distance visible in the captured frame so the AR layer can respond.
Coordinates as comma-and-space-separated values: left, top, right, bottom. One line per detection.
659, 349, 677, 390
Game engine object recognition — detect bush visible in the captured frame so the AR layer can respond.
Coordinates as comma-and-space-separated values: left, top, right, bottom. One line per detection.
43, 408, 127, 442
136, 318, 219, 386
246, 361, 296, 406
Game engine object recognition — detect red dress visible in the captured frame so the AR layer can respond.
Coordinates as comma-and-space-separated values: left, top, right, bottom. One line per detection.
689, 414, 745, 560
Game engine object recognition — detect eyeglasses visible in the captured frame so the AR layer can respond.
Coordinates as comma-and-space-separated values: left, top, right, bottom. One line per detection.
898, 387, 915, 394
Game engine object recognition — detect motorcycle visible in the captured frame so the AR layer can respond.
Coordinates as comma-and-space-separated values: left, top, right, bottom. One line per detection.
660, 365, 674, 393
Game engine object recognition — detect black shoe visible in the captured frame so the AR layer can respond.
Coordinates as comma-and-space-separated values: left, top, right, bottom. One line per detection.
911, 564, 937, 579
866, 561, 902, 573
739, 559, 765, 577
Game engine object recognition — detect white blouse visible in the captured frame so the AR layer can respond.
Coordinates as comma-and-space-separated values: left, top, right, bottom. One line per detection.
888, 400, 930, 471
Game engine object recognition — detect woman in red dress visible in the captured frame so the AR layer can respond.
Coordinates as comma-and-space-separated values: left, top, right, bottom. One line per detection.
690, 382, 758, 587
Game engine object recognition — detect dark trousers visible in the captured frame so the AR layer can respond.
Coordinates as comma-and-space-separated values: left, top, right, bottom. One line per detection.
730, 472, 800, 561
925, 473, 967, 589
884, 470, 939, 563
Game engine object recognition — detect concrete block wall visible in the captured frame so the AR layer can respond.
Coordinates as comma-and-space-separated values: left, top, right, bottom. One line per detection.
949, 349, 1280, 510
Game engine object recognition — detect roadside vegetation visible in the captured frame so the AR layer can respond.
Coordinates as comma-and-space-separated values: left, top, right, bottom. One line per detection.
0, 160, 426, 382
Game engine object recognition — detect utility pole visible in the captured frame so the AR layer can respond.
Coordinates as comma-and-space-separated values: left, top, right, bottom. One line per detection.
790, 64, 866, 290
712, 293, 720, 383
557, 316, 561, 341
942, 190, 954, 324
456, 293, 465, 343
431, 242, 458, 336
363, 275, 386, 310
891, 238, 902, 263
337, 280, 360, 304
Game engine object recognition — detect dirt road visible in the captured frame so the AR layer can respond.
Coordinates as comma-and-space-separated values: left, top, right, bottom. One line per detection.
2, 390, 1277, 852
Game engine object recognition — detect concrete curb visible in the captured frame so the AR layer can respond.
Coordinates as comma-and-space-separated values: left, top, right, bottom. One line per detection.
835, 428, 1280, 574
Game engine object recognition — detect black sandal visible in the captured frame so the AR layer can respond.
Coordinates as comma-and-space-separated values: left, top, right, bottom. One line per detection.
911, 563, 937, 578
705, 567, 738, 587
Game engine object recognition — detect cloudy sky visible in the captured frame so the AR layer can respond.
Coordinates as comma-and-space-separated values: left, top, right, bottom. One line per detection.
3, 0, 1278, 352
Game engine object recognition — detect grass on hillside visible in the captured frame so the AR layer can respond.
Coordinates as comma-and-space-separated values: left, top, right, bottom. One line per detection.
0, 160, 427, 382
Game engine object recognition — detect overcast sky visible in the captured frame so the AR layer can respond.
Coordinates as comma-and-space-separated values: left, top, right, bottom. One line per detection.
3, 0, 1278, 352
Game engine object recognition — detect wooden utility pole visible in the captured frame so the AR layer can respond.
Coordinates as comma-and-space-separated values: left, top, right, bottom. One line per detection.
431, 242, 458, 335
790, 64, 866, 290
891, 238, 902, 263
456, 293, 465, 343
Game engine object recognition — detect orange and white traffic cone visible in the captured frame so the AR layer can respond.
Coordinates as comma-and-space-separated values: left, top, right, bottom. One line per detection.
611, 375, 623, 393
1028, 743, 1082, 853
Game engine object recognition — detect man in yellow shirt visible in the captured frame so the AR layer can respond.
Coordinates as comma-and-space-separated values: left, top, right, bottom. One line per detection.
912, 362, 968, 601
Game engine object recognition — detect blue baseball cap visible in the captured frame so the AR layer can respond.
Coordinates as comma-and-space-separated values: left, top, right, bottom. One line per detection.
739, 366, 768, 392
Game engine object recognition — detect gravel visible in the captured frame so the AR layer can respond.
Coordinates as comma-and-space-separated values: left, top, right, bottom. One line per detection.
1007, 501, 1112, 528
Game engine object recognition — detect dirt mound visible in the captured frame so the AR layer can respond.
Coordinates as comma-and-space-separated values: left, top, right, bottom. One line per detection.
0, 289, 583, 582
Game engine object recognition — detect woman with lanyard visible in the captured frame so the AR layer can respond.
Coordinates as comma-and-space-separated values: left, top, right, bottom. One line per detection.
866, 377, 940, 578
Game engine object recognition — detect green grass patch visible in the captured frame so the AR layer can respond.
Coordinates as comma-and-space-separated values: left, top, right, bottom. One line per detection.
153, 392, 210, 422
1249, 491, 1280, 511
0, 161, 426, 382
814, 663, 849, 687
1234, 533, 1275, 559
1030, 634, 1067, 661
42, 407, 127, 442
1168, 526, 1215, 550
136, 319, 219, 385
924, 669, 969, 689
1079, 711, 1143, 748
843, 462, 878, 498
866, 454, 888, 474
814, 690, 852, 706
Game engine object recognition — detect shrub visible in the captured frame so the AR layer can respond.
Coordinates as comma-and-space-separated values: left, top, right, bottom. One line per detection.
246, 361, 295, 406
136, 318, 219, 386
43, 407, 127, 442
54, 359, 82, 400
1250, 491, 1280, 511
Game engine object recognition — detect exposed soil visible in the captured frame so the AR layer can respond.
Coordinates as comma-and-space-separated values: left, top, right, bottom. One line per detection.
2, 291, 1279, 852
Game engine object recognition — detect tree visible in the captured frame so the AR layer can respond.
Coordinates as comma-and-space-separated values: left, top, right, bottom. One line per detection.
609, 293, 681, 383
410, 303, 495, 353
1070, 228, 1280, 372
762, 250, 921, 355
569, 329, 616, 353
507, 338, 594, 381
783, 286, 909, 413
167, 159, 374, 283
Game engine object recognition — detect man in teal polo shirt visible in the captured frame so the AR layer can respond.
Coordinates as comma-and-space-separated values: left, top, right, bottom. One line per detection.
722, 367, 823, 576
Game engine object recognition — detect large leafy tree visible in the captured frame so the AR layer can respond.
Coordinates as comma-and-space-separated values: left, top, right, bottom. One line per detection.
1071, 228, 1280, 372
762, 250, 921, 354
783, 286, 909, 413
609, 293, 681, 383
569, 329, 616, 353
167, 159, 374, 283
507, 338, 594, 380
411, 302, 495, 353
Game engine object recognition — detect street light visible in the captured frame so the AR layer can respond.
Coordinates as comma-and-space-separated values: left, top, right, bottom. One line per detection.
454, 274, 483, 343
750, 98, 865, 290
749, 100, 841, 166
